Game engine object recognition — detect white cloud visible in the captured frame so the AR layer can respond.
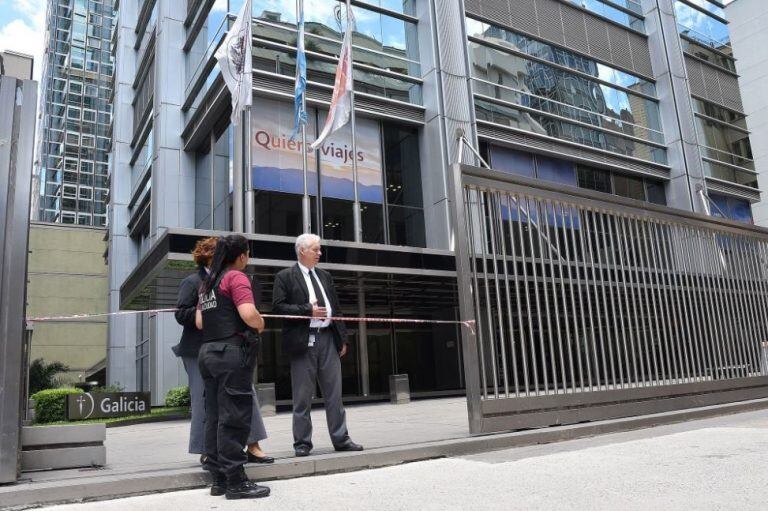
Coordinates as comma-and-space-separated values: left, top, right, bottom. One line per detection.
0, 0, 46, 82
0, 18, 44, 81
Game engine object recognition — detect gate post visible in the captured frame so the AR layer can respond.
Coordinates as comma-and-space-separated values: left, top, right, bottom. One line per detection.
447, 163, 484, 435
0, 76, 36, 484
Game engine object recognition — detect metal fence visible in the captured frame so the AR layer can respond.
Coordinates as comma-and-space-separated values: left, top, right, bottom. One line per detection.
451, 164, 768, 434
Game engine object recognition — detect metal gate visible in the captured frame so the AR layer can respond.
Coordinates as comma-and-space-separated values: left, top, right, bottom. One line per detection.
450, 164, 768, 435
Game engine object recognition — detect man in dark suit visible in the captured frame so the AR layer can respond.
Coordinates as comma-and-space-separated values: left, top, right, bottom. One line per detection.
272, 234, 363, 457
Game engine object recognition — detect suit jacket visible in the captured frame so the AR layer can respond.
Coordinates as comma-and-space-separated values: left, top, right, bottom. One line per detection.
172, 267, 206, 357
272, 263, 348, 356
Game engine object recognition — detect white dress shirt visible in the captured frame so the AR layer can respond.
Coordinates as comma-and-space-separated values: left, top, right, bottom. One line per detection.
298, 262, 332, 328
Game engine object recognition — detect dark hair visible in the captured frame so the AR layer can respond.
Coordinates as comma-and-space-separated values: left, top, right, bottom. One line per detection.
202, 235, 249, 293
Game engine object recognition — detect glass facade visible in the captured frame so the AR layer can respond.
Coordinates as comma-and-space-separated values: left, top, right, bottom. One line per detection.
563, 0, 644, 32
37, 0, 114, 227
674, 0, 730, 49
466, 18, 666, 165
486, 143, 666, 205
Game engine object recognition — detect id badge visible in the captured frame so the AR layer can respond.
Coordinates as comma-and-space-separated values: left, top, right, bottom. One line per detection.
308, 333, 316, 347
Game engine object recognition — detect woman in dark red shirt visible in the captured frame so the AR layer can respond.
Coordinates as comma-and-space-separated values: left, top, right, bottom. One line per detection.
195, 235, 270, 500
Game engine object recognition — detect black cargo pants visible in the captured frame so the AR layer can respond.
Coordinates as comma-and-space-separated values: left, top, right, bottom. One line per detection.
198, 340, 256, 483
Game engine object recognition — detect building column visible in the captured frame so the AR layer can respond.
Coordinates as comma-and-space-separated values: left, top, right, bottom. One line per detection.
642, 0, 708, 213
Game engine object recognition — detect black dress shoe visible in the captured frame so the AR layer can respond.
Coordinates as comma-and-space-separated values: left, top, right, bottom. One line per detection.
225, 480, 270, 500
210, 473, 226, 496
334, 441, 364, 452
247, 452, 275, 464
294, 446, 311, 457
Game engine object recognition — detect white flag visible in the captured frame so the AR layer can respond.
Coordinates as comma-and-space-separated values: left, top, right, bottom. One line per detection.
215, 0, 252, 126
310, 8, 355, 150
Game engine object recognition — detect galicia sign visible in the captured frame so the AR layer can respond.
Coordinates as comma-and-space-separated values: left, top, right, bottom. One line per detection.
66, 392, 151, 420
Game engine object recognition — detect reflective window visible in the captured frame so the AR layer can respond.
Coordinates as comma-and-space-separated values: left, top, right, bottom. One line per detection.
674, 1, 730, 49
466, 18, 656, 95
563, 0, 645, 32
709, 193, 753, 224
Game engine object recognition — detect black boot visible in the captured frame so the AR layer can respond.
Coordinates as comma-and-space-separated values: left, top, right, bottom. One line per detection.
210, 473, 227, 496
225, 480, 271, 500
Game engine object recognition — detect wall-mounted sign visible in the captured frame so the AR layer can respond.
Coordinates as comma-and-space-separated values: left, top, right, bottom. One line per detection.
66, 392, 151, 420
251, 98, 383, 203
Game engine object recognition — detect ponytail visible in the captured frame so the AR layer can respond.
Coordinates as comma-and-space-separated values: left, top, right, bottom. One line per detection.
202, 234, 250, 294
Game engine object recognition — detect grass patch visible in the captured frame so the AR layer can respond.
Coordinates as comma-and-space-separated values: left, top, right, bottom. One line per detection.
33, 406, 190, 427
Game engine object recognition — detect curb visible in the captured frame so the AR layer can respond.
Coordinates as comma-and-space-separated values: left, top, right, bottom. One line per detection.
2, 397, 767, 509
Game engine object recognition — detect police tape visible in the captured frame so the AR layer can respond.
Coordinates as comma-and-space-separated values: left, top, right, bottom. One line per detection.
26, 308, 477, 334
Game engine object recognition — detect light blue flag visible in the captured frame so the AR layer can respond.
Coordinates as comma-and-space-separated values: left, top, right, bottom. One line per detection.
290, 9, 307, 140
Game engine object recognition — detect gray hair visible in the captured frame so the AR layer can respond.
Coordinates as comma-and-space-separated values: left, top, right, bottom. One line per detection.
295, 233, 321, 257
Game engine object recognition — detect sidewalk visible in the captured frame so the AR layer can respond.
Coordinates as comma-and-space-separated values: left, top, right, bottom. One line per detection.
51, 397, 469, 479
3, 396, 768, 509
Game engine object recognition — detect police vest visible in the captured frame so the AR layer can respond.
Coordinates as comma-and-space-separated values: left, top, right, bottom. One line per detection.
199, 270, 249, 343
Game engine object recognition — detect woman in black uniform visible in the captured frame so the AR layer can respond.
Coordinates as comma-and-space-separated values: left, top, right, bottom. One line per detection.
195, 235, 270, 500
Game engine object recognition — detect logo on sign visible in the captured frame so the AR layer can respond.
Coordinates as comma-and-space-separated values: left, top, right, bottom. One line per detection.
67, 392, 151, 421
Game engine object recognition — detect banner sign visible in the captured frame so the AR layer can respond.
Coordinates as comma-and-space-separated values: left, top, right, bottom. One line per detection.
66, 392, 151, 421
251, 98, 383, 203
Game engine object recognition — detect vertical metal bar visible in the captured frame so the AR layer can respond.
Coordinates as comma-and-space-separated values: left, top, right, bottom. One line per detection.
496, 193, 520, 396
485, 191, 509, 397
506, 194, 529, 395
512, 195, 533, 396
604, 213, 629, 387
582, 208, 608, 389
590, 210, 616, 388
477, 190, 500, 396
693, 229, 710, 380
702, 228, 728, 379
656, 221, 683, 383
569, 206, 608, 390
552, 201, 571, 392
718, 231, 746, 379
572, 204, 595, 390
714, 229, 740, 379
703, 228, 734, 380
639, 219, 664, 385
561, 202, 585, 391
647, 220, 672, 385
682, 225, 708, 381
524, 196, 543, 395
692, 225, 720, 382
679, 225, 708, 381
464, 187, 488, 398
616, 215, 641, 386
535, 200, 555, 394
628, 217, 656, 385
751, 240, 768, 375
539, 200, 559, 394
732, 235, 759, 376
669, 224, 694, 382
744, 238, 768, 375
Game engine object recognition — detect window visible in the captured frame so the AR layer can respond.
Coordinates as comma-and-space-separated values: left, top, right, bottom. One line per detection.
674, 1, 729, 49
708, 193, 753, 224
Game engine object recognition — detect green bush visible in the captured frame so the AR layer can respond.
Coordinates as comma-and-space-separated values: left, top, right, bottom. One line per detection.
31, 388, 83, 423
165, 385, 191, 407
91, 383, 124, 393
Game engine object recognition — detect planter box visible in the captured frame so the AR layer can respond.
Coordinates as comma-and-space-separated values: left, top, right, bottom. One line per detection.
21, 424, 106, 472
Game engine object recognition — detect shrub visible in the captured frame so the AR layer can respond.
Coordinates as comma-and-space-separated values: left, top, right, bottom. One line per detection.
31, 388, 83, 423
165, 385, 191, 407
28, 358, 69, 395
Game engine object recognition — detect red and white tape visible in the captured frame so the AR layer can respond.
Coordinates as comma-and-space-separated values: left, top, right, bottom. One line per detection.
26, 308, 476, 334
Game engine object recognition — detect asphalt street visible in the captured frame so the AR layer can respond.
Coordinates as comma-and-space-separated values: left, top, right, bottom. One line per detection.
36, 408, 768, 511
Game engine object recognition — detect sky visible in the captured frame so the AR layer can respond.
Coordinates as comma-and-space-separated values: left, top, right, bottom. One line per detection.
0, 0, 45, 81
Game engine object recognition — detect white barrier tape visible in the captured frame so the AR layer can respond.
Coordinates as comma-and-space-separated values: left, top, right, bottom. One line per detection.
27, 308, 476, 334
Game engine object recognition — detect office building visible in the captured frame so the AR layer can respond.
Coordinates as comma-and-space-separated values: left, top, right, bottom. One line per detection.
35, 0, 115, 227
107, 0, 758, 404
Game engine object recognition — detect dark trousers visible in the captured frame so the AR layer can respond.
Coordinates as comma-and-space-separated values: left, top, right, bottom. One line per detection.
290, 329, 350, 450
198, 342, 255, 482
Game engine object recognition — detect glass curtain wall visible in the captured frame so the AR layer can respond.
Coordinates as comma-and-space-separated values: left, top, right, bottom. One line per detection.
466, 18, 667, 166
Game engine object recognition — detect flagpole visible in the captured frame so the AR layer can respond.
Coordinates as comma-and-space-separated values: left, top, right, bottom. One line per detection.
243, 0, 255, 233
298, 0, 311, 233
346, 0, 362, 243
